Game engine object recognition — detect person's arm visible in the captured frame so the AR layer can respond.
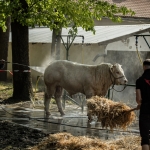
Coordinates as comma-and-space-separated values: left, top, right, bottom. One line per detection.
136, 89, 142, 109
136, 89, 142, 104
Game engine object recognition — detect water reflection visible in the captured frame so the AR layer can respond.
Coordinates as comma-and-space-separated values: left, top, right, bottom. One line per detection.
0, 106, 139, 140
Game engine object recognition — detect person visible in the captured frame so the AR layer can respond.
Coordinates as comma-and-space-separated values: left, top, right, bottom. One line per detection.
0, 59, 5, 69
136, 59, 150, 150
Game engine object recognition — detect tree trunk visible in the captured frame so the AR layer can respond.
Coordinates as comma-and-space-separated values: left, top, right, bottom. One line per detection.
11, 20, 33, 101
51, 29, 62, 60
0, 17, 10, 81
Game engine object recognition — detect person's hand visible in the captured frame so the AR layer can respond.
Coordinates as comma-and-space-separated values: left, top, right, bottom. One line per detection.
136, 104, 141, 110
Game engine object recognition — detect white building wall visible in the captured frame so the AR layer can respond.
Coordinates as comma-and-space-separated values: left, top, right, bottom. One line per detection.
106, 32, 150, 51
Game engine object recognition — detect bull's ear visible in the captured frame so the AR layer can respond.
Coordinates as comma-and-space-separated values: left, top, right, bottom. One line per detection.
110, 65, 114, 72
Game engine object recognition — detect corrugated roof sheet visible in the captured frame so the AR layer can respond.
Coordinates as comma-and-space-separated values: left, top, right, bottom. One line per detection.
9, 24, 150, 44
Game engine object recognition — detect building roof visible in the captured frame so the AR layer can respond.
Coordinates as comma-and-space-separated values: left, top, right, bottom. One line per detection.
105, 0, 150, 19
9, 24, 150, 44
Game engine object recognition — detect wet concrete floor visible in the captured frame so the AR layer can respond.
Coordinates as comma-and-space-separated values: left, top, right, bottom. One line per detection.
0, 104, 140, 140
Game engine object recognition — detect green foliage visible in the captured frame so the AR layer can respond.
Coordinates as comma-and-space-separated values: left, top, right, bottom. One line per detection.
0, 0, 135, 34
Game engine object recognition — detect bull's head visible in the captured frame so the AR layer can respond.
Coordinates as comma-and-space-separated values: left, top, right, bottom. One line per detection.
110, 64, 128, 85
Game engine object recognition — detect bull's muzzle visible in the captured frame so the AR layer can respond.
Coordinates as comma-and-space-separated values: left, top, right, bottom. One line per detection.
124, 79, 128, 84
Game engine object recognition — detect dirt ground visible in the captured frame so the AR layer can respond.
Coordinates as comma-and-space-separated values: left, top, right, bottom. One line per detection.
0, 120, 49, 150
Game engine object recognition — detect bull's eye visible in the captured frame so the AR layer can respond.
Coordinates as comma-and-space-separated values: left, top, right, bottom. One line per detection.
116, 72, 119, 74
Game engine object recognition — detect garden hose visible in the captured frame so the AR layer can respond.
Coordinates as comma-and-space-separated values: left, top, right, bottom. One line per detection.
32, 75, 43, 107
135, 36, 143, 65
136, 46, 143, 65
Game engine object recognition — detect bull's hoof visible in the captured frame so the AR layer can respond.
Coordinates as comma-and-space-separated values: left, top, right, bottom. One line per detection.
45, 111, 51, 117
59, 110, 65, 116
87, 116, 92, 123
60, 113, 65, 116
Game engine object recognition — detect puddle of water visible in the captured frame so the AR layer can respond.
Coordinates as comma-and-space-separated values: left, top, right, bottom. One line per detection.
0, 105, 139, 140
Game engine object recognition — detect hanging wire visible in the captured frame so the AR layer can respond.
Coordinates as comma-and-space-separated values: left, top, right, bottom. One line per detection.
135, 36, 143, 65
32, 75, 44, 107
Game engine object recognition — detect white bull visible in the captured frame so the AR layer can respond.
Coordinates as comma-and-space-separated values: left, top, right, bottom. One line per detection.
44, 60, 127, 116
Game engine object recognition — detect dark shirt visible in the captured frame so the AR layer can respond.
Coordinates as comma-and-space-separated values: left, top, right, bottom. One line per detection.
136, 69, 150, 114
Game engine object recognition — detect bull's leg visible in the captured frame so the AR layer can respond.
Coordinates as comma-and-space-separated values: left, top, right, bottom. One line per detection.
44, 93, 51, 116
44, 86, 55, 116
87, 111, 92, 122
85, 88, 95, 121
54, 86, 65, 116
85, 88, 95, 99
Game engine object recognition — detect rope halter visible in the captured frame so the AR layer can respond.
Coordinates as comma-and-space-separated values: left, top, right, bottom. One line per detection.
109, 67, 127, 92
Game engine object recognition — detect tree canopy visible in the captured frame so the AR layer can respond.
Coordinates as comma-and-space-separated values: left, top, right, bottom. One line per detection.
0, 0, 135, 33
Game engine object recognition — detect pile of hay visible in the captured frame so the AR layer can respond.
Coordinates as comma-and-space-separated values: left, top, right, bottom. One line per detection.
109, 135, 141, 150
87, 96, 136, 130
31, 132, 116, 150
30, 133, 141, 150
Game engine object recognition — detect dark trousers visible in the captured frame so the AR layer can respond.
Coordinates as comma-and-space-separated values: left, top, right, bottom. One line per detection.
139, 114, 150, 145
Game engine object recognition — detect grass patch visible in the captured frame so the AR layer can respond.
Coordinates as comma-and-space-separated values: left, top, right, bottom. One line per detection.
0, 82, 75, 106
0, 82, 13, 100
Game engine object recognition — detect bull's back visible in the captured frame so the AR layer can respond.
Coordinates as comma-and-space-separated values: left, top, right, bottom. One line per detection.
44, 60, 95, 92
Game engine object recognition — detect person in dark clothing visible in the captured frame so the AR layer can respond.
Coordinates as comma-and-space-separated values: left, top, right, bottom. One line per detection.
136, 59, 150, 150
0, 59, 5, 69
